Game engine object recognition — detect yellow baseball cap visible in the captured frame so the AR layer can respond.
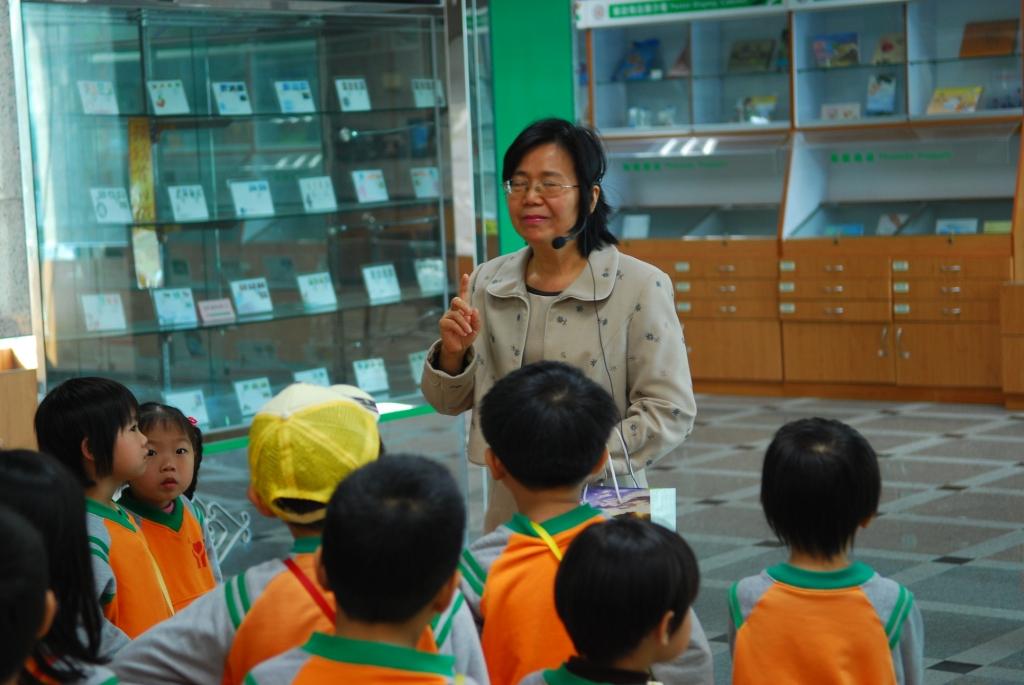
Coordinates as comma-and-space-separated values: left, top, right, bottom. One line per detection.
248, 383, 381, 524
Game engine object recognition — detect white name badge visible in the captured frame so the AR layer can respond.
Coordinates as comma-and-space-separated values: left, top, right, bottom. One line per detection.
335, 77, 371, 112
163, 389, 211, 427
414, 258, 446, 296
273, 80, 315, 114
408, 350, 428, 385
234, 377, 273, 416
90, 187, 133, 224
77, 80, 119, 115
229, 180, 275, 218
297, 272, 338, 309
410, 167, 441, 199
351, 169, 389, 204
353, 358, 390, 395
146, 79, 190, 115
81, 293, 127, 333
153, 288, 198, 327
294, 367, 331, 387
298, 176, 338, 213
362, 263, 402, 305
230, 278, 274, 316
197, 298, 236, 326
211, 81, 253, 116
168, 184, 210, 222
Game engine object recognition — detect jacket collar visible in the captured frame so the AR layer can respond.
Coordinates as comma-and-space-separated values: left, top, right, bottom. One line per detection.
485, 245, 619, 303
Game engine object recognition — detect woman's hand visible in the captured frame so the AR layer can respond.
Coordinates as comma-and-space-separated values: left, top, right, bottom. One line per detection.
438, 274, 480, 375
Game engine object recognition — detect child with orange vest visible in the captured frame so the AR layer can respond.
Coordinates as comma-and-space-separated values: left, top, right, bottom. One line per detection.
245, 454, 478, 684
458, 361, 712, 685
120, 402, 221, 611
728, 418, 924, 685
35, 377, 173, 649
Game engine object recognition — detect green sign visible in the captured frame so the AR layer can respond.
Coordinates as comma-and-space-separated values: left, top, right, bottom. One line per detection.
830, 150, 953, 164
609, 0, 780, 19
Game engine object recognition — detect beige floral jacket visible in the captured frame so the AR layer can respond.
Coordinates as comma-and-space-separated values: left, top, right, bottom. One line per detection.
421, 245, 697, 473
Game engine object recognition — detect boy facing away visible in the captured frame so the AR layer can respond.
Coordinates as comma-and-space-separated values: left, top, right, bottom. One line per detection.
459, 361, 713, 685
728, 417, 924, 685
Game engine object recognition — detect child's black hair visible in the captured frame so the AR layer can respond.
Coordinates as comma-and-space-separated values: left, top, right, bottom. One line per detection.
0, 450, 106, 682
480, 361, 619, 490
136, 402, 204, 499
555, 518, 700, 665
0, 504, 50, 685
34, 377, 139, 487
761, 417, 881, 559
322, 454, 465, 623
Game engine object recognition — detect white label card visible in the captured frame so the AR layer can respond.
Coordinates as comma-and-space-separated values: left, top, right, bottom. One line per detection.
410, 167, 441, 199
164, 389, 211, 427
146, 79, 190, 115
361, 264, 402, 305
294, 367, 331, 387
622, 214, 651, 239
411, 78, 437, 108
234, 377, 273, 416
298, 176, 338, 213
211, 81, 253, 116
90, 187, 133, 224
335, 77, 371, 112
81, 293, 127, 333
77, 80, 119, 115
296, 272, 338, 309
273, 80, 316, 114
229, 180, 275, 218
353, 358, 390, 395
351, 169, 389, 204
153, 288, 198, 327
230, 278, 274, 316
168, 185, 210, 222
408, 350, 428, 385
414, 258, 446, 296
197, 298, 236, 326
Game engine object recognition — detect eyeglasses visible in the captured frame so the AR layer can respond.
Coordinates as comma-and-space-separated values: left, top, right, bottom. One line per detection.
503, 179, 579, 199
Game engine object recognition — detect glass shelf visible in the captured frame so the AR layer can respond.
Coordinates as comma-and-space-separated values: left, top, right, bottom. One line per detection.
797, 62, 906, 75
67, 107, 447, 123
788, 198, 1013, 240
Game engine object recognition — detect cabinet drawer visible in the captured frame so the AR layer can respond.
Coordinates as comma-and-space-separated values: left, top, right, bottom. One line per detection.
892, 300, 1000, 323
778, 256, 889, 279
891, 279, 1002, 301
778, 279, 890, 301
674, 279, 778, 299
677, 298, 779, 319
890, 256, 1011, 280
779, 300, 891, 322
700, 258, 778, 280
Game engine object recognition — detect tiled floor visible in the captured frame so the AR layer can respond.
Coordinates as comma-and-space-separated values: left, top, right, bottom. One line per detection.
194, 394, 1024, 685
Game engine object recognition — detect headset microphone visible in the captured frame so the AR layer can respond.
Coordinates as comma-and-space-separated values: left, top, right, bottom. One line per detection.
550, 232, 576, 250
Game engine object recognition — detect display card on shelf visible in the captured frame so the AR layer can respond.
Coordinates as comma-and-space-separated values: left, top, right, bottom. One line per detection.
298, 176, 338, 212
80, 293, 127, 333
866, 75, 897, 116
414, 258, 446, 296
229, 179, 275, 217
168, 184, 210, 222
812, 33, 860, 68
351, 170, 389, 204
826, 224, 864, 237
872, 33, 905, 65
876, 213, 909, 236
983, 220, 1012, 235
335, 78, 371, 112
77, 80, 119, 115
821, 102, 861, 121
294, 367, 331, 387
296, 272, 338, 309
410, 167, 441, 199
197, 298, 236, 326
153, 288, 198, 328
727, 39, 775, 73
621, 214, 651, 239
960, 20, 1018, 58
229, 277, 274, 316
614, 39, 659, 81
211, 81, 253, 116
273, 80, 316, 114
936, 218, 979, 235
737, 96, 777, 124
408, 350, 428, 385
362, 263, 402, 305
146, 79, 190, 116
411, 78, 438, 108
667, 43, 690, 78
131, 227, 164, 289
234, 377, 273, 417
927, 87, 983, 115
90, 187, 133, 224
353, 358, 390, 395
163, 389, 210, 427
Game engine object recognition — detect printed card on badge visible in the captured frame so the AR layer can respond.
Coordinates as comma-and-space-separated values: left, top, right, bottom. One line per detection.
229, 180, 275, 218
361, 263, 402, 305
80, 293, 127, 333
410, 167, 441, 199
408, 350, 428, 385
168, 185, 210, 222
211, 81, 253, 116
351, 170, 389, 204
298, 176, 338, 213
294, 367, 331, 387
153, 288, 198, 328
197, 298, 236, 326
229, 278, 274, 316
273, 80, 316, 114
90, 187, 133, 224
146, 79, 190, 115
414, 258, 446, 296
234, 377, 273, 416
335, 77, 371, 112
297, 272, 338, 309
353, 358, 390, 395
164, 389, 211, 427
77, 80, 119, 115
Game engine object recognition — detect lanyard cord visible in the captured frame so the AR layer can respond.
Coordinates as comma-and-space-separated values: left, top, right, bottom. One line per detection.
528, 521, 564, 561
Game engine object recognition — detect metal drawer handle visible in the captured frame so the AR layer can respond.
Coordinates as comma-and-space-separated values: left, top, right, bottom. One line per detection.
718, 264, 736, 273
825, 264, 845, 273
943, 307, 962, 316
896, 327, 910, 359
719, 284, 737, 293
940, 264, 962, 273
941, 286, 961, 294
825, 306, 845, 315
878, 325, 888, 358
719, 305, 738, 314
824, 285, 844, 294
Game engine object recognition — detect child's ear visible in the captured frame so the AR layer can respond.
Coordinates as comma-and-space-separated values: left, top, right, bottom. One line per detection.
430, 570, 460, 614
484, 448, 507, 482
656, 610, 675, 646
860, 513, 876, 530
313, 547, 330, 591
37, 590, 58, 639
589, 448, 610, 477
246, 485, 275, 518
81, 437, 95, 463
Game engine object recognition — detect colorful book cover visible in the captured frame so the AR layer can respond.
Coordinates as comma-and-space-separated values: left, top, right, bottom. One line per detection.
866, 74, 897, 115
826, 224, 865, 237
960, 19, 1018, 58
667, 43, 691, 78
812, 32, 860, 68
927, 86, 983, 115
873, 33, 906, 65
727, 39, 775, 73
983, 220, 1012, 235
821, 102, 861, 121
614, 38, 660, 81
737, 95, 777, 124
936, 218, 979, 235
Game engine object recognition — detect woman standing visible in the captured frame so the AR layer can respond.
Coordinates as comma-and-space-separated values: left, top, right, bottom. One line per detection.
421, 118, 696, 531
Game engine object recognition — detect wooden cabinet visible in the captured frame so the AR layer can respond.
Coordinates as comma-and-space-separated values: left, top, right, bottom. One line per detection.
783, 322, 895, 384
894, 324, 1001, 388
683, 320, 783, 381
1002, 285, 1024, 403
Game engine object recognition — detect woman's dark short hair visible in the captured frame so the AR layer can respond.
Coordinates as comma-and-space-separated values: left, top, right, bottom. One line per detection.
137, 402, 204, 499
480, 361, 619, 490
0, 505, 49, 685
761, 418, 881, 559
555, 518, 699, 664
502, 117, 617, 257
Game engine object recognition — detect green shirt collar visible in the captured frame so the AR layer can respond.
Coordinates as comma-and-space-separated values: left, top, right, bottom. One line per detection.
292, 537, 322, 555
542, 665, 613, 685
302, 633, 455, 676
766, 561, 875, 590
119, 493, 185, 532
507, 503, 603, 538
86, 498, 138, 532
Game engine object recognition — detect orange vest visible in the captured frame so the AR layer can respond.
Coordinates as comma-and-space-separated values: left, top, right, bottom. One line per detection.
121, 494, 217, 611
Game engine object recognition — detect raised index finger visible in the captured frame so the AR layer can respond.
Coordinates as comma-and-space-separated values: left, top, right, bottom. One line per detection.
458, 273, 470, 302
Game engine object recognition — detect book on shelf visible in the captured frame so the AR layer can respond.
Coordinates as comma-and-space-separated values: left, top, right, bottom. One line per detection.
866, 74, 897, 115
614, 38, 661, 81
959, 19, 1018, 58
983, 220, 1012, 235
812, 33, 859, 68
926, 86, 983, 115
826, 224, 864, 237
727, 39, 775, 73
737, 95, 777, 124
873, 33, 906, 65
876, 213, 909, 236
936, 218, 979, 235
820, 102, 861, 121
667, 42, 690, 78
